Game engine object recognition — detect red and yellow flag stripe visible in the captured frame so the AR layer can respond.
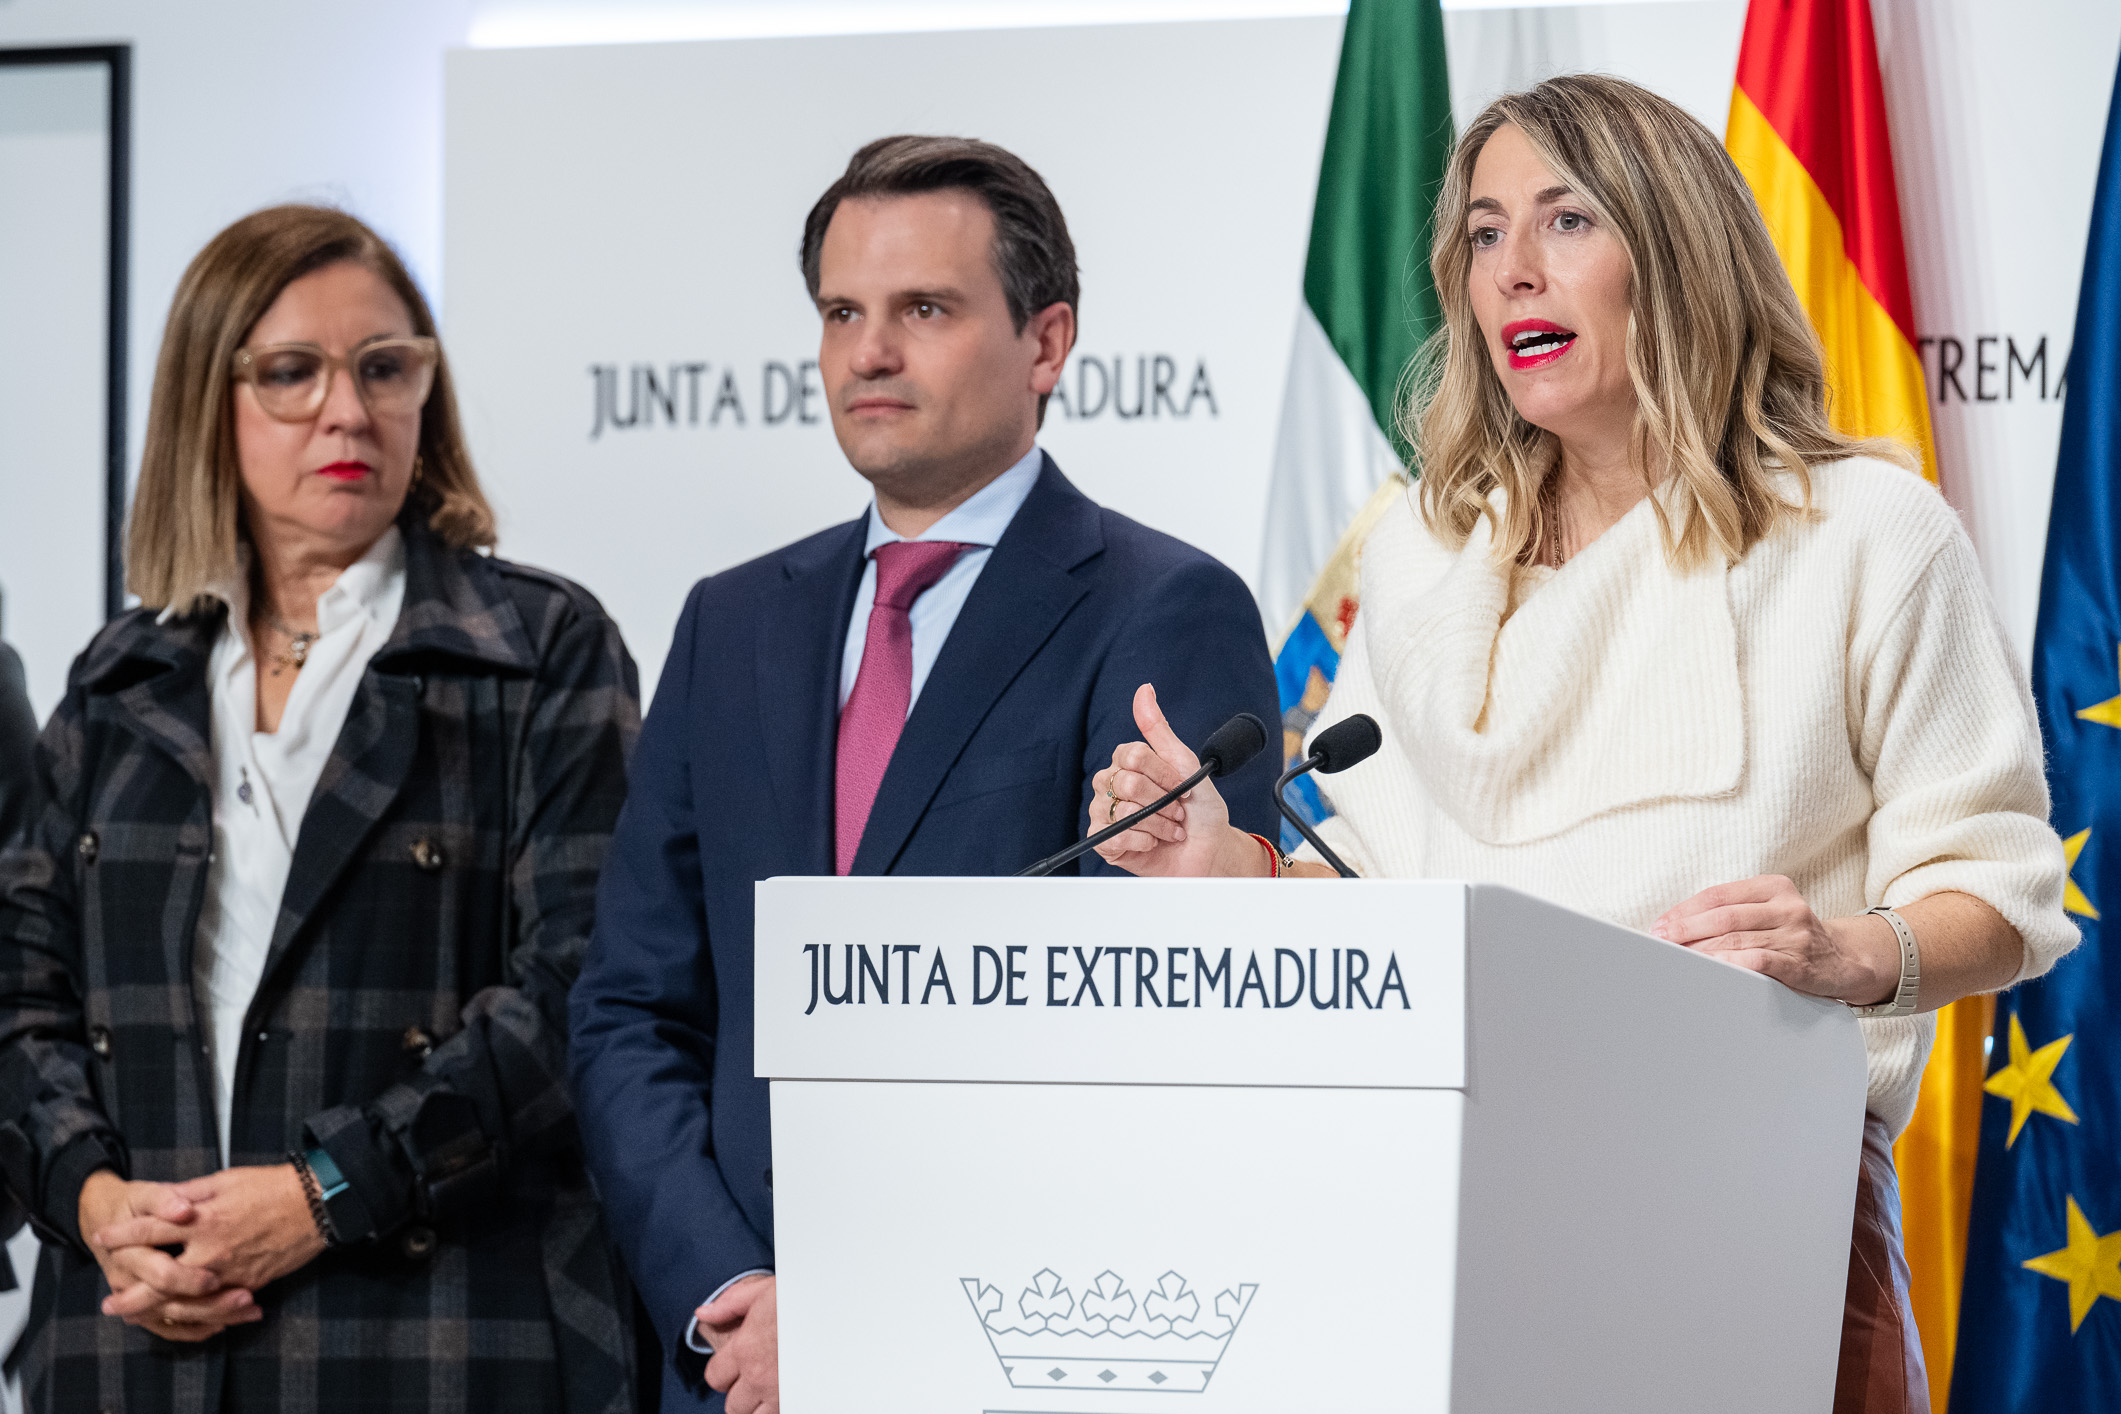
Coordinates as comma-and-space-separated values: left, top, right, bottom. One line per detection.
1727, 0, 1937, 481
1729, 7, 1972, 1410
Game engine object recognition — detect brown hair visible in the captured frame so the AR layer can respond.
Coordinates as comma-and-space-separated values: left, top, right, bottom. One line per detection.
800, 136, 1079, 424
128, 204, 495, 613
1410, 75, 1910, 570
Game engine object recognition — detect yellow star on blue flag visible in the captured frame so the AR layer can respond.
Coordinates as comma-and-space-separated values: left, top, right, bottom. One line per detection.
2076, 645, 2121, 728
2023, 1195, 2121, 1333
2064, 827, 2101, 920
1982, 1012, 2079, 1147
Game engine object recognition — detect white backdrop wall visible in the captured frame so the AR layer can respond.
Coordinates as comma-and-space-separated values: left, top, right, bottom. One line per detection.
446, 6, 1780, 698
443, 2, 2121, 698
1874, 0, 2121, 663
0, 0, 2117, 703
443, 19, 1345, 695
0, 61, 109, 725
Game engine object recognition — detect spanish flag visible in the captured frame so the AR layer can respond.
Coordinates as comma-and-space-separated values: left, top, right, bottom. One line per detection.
1727, 5, 1964, 1406
1727, 0, 1936, 480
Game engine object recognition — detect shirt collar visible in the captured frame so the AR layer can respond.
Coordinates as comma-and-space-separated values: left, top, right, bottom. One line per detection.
173, 560, 247, 628
862, 444, 1042, 557
316, 526, 406, 635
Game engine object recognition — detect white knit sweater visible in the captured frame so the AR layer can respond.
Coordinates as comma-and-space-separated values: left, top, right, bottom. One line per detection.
1307, 456, 2075, 1134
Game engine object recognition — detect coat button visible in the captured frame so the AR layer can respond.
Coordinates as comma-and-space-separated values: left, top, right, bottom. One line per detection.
76, 832, 98, 865
401, 1226, 437, 1260
88, 1026, 112, 1060
402, 1025, 435, 1059
410, 838, 444, 872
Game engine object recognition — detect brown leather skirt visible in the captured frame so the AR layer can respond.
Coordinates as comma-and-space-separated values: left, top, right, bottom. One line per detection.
1835, 1112, 1929, 1414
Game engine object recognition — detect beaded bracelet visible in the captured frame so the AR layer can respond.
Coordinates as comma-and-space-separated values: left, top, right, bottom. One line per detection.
287, 1150, 338, 1246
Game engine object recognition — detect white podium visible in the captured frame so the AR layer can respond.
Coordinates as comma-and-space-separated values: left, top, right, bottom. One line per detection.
754, 878, 1868, 1413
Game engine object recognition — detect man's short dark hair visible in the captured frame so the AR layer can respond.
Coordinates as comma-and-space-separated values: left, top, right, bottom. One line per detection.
801, 135, 1080, 333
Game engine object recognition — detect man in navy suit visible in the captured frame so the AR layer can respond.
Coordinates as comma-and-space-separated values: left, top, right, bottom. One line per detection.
569, 135, 1280, 1413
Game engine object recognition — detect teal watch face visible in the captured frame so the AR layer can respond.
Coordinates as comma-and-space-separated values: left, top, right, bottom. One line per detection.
305, 1146, 351, 1200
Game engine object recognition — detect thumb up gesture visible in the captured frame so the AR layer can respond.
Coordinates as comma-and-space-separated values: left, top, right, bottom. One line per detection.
1088, 684, 1256, 877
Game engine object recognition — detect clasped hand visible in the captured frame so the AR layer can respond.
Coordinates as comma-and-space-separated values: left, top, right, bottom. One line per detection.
79, 1163, 328, 1341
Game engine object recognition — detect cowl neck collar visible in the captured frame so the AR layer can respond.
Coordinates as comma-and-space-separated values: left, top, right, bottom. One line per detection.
1364, 486, 1744, 845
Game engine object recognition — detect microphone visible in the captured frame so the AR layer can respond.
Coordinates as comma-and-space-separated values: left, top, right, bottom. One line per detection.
1017, 712, 1269, 877
1274, 714, 1382, 878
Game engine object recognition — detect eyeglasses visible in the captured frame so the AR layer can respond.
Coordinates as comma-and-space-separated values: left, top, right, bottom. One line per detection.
231, 336, 440, 423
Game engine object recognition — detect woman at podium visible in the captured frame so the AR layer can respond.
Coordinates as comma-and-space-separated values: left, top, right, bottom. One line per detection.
1088, 76, 2072, 1414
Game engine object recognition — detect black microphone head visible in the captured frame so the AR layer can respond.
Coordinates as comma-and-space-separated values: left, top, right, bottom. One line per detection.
1311, 713, 1382, 774
1199, 712, 1269, 778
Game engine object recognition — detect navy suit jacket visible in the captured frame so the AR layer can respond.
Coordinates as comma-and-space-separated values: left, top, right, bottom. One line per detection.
568, 456, 1280, 1403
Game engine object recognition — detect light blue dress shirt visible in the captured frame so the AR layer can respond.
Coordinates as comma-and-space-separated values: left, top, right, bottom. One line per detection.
837, 444, 1044, 713
685, 446, 1044, 1357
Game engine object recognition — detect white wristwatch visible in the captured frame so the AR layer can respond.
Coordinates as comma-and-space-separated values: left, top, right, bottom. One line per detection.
1849, 906, 1920, 1018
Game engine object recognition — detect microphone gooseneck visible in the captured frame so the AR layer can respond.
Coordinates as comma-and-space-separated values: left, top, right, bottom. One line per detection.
1016, 711, 1269, 878
1273, 714, 1382, 879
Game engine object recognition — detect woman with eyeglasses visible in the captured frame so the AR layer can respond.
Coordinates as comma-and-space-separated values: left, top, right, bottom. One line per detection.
0, 206, 644, 1413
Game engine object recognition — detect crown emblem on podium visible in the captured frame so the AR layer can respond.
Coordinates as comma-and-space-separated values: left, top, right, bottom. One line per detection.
961, 1267, 1258, 1393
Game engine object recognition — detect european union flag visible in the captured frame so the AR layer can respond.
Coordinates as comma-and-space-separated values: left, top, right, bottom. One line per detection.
1951, 51, 2121, 1410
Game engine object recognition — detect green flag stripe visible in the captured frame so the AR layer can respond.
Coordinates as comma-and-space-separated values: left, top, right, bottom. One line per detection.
1301, 0, 1454, 459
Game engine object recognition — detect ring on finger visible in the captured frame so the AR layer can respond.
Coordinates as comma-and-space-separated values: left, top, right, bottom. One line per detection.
1109, 795, 1126, 826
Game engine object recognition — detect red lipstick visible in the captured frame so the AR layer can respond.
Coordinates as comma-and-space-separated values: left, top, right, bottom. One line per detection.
1501, 319, 1578, 371
314, 460, 372, 481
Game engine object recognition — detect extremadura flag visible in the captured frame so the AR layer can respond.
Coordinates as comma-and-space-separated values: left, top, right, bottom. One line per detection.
1259, 0, 1451, 851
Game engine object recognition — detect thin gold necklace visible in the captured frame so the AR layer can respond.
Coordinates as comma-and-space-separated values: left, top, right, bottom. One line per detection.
262, 614, 318, 677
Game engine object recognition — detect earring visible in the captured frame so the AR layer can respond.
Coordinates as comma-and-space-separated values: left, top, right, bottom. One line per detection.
411, 454, 426, 486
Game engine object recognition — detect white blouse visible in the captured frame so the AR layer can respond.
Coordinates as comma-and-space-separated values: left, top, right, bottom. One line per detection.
192, 529, 406, 1163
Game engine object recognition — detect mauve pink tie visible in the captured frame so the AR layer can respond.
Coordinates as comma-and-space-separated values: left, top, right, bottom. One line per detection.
835, 539, 974, 874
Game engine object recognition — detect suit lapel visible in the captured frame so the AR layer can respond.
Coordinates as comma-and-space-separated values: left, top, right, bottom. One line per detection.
758, 518, 868, 875
80, 611, 217, 794
267, 670, 423, 971
849, 456, 1100, 875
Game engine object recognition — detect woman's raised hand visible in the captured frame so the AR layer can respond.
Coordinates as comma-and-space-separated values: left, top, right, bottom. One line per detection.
1089, 684, 1259, 877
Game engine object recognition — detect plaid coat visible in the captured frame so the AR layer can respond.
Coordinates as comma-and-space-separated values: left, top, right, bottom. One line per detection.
0, 517, 641, 1414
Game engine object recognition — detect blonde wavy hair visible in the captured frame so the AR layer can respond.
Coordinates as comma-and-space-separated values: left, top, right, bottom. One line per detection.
128, 205, 495, 613
1411, 74, 1910, 570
